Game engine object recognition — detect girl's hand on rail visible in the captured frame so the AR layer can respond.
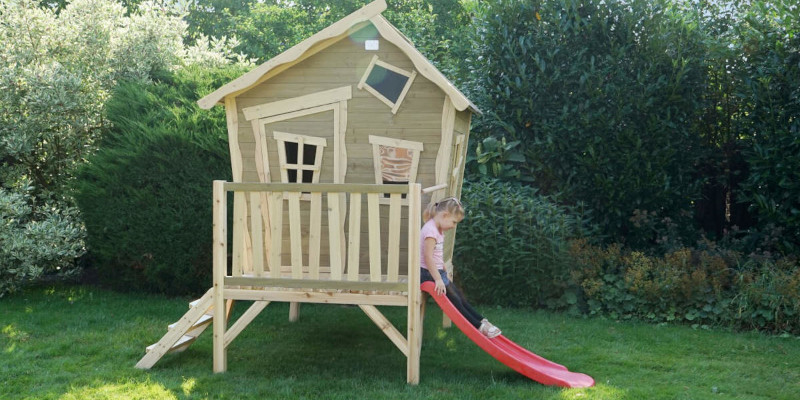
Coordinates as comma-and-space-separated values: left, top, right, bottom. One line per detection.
434, 279, 446, 296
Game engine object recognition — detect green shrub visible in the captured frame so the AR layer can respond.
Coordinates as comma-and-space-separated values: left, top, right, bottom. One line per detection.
568, 239, 800, 335
74, 65, 244, 294
462, 0, 708, 246
0, 181, 85, 297
453, 178, 593, 308
0, 0, 250, 296
732, 259, 800, 334
735, 3, 800, 254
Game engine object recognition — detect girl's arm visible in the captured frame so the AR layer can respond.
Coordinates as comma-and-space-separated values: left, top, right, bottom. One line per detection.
423, 237, 446, 296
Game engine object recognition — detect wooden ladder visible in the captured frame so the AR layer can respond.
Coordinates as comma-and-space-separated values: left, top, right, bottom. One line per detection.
135, 289, 232, 369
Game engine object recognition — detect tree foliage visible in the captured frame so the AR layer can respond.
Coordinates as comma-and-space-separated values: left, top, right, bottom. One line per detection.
0, 0, 245, 295
464, 0, 710, 246
182, 0, 470, 72
734, 2, 800, 252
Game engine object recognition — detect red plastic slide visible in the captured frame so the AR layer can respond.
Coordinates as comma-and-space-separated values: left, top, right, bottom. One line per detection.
421, 281, 595, 388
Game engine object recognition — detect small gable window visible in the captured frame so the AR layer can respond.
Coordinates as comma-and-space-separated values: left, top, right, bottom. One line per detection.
273, 131, 327, 184
369, 135, 423, 200
358, 55, 417, 114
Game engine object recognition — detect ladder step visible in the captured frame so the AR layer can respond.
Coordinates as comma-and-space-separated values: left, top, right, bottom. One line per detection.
169, 313, 212, 331
145, 335, 195, 354
169, 335, 197, 354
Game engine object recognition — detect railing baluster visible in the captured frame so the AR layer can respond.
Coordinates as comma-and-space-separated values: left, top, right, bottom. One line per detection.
288, 192, 303, 279
387, 193, 402, 283
232, 192, 246, 276
250, 192, 264, 277
347, 193, 362, 282
327, 193, 343, 280
367, 193, 381, 282
309, 192, 322, 280
268, 192, 283, 278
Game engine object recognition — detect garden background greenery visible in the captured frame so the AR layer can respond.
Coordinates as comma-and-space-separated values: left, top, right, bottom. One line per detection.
1, 0, 798, 357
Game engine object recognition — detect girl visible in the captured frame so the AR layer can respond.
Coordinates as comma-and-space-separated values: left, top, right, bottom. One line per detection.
420, 197, 501, 338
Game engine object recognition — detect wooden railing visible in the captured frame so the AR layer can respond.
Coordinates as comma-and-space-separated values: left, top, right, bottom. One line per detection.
211, 180, 431, 380
212, 181, 422, 294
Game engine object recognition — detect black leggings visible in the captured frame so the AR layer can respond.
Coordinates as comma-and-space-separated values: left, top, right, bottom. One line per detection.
421, 269, 485, 329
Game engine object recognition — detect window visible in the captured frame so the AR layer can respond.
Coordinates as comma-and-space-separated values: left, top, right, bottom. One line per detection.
273, 131, 327, 184
358, 55, 417, 114
369, 135, 423, 200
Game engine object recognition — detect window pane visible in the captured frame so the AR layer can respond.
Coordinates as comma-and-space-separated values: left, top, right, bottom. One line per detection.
287, 169, 298, 183
303, 144, 317, 166
302, 170, 314, 183
366, 65, 409, 104
284, 141, 298, 164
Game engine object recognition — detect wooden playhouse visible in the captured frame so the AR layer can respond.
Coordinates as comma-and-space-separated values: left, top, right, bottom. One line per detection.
135, 0, 478, 384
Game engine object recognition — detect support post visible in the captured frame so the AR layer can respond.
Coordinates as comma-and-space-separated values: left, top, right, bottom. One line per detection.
213, 180, 228, 373
289, 302, 300, 322
406, 183, 422, 384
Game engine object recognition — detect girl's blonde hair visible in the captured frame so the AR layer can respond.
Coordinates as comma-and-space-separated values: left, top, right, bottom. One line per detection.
423, 197, 465, 221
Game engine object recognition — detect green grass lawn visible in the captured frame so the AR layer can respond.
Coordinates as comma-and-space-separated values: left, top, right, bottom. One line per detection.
1, 284, 798, 399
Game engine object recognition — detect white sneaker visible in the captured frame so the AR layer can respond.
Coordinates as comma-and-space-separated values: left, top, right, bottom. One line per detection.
479, 322, 501, 338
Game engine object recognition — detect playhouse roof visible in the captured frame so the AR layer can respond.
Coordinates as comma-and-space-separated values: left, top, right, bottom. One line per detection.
197, 0, 479, 114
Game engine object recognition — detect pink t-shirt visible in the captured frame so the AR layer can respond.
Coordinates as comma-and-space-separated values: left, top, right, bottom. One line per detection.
420, 218, 444, 272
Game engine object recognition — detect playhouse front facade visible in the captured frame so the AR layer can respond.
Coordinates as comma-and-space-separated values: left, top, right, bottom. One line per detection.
198, 0, 477, 273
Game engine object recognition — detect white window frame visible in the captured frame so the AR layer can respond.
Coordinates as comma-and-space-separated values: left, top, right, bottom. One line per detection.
357, 55, 417, 114
273, 131, 328, 185
242, 86, 352, 185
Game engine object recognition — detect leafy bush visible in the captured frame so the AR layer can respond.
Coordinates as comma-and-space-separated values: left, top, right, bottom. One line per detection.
732, 259, 800, 333
735, 3, 800, 254
0, 182, 86, 297
0, 0, 249, 295
74, 65, 244, 294
453, 178, 593, 308
462, 0, 709, 246
465, 136, 527, 181
568, 239, 800, 335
